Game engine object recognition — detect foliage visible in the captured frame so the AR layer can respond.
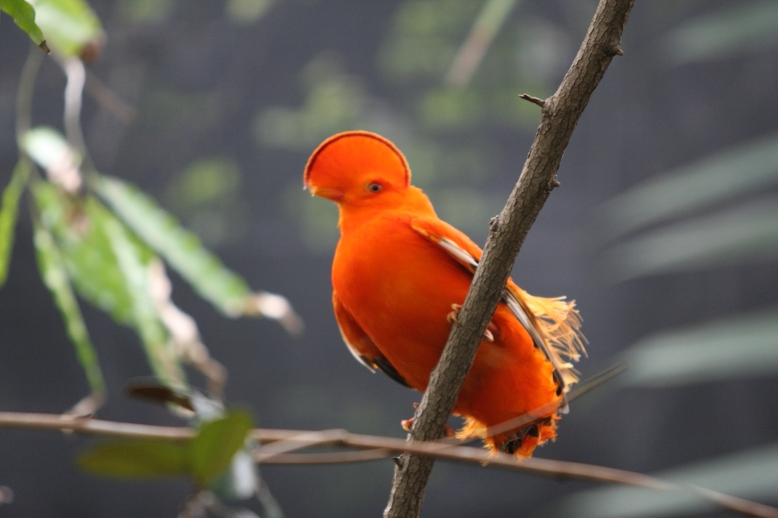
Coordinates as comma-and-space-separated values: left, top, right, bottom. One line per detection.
79, 409, 254, 487
0, 0, 300, 513
0, 0, 47, 50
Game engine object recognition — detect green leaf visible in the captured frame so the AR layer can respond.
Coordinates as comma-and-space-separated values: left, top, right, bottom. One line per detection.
28, 0, 102, 58
548, 443, 778, 517
32, 218, 104, 394
94, 175, 254, 316
31, 181, 184, 385
663, 0, 778, 65
604, 199, 778, 281
78, 440, 190, 479
101, 212, 185, 386
0, 0, 48, 51
190, 410, 253, 486
32, 181, 136, 324
0, 160, 30, 289
623, 307, 778, 386
598, 133, 778, 240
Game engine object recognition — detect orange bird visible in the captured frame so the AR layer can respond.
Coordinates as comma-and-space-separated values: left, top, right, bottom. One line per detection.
304, 131, 585, 457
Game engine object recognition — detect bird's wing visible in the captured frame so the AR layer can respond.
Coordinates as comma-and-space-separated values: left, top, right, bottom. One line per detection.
333, 290, 411, 388
410, 217, 482, 274
410, 216, 585, 398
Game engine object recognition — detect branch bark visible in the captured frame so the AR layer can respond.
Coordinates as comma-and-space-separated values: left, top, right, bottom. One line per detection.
384, 1, 635, 516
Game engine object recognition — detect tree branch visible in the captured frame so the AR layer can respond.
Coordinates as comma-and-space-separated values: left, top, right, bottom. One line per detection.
384, 1, 635, 516
0, 411, 775, 517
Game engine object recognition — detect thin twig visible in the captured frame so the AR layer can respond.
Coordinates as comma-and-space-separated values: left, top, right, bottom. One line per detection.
61, 58, 88, 155
445, 0, 520, 87
0, 411, 775, 517
385, 1, 636, 516
257, 449, 393, 465
15, 44, 46, 145
0, 411, 192, 440
252, 429, 349, 462
84, 71, 138, 124
519, 93, 546, 107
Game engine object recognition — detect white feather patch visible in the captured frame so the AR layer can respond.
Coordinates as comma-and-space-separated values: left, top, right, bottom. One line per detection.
337, 327, 376, 372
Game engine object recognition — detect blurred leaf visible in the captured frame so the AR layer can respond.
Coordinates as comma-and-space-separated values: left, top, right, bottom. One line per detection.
125, 379, 196, 411
599, 133, 778, 240
604, 199, 778, 280
254, 53, 366, 150
125, 381, 227, 422
257, 482, 285, 518
663, 0, 778, 65
32, 182, 136, 323
0, 161, 29, 288
32, 181, 184, 384
168, 158, 240, 209
226, 0, 275, 25
94, 175, 254, 317
190, 411, 253, 486
29, 0, 102, 58
102, 213, 185, 386
0, 0, 48, 51
78, 440, 190, 479
623, 307, 778, 386
166, 158, 246, 247
548, 442, 778, 517
32, 217, 105, 394
210, 450, 258, 501
20, 126, 81, 172
379, 0, 478, 81
117, 0, 174, 24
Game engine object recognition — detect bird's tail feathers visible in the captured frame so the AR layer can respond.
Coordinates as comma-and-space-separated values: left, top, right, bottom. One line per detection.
458, 414, 559, 458
506, 285, 587, 393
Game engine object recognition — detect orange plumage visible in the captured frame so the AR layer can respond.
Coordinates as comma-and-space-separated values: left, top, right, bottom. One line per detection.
304, 131, 585, 457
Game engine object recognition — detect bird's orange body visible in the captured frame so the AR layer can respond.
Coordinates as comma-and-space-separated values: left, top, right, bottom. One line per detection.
305, 131, 585, 456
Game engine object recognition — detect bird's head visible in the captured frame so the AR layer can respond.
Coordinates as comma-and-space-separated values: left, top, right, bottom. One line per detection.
303, 131, 411, 208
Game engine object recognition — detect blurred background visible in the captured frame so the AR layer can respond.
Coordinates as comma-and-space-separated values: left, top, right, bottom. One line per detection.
1, 0, 777, 516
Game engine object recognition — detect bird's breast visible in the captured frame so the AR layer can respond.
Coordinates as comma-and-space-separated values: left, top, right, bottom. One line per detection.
332, 214, 473, 386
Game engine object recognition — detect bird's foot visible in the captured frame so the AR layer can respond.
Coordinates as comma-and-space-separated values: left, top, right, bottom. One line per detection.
446, 304, 497, 342
446, 304, 463, 325
401, 417, 455, 438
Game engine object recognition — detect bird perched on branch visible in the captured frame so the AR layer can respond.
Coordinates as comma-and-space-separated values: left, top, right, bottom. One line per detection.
304, 131, 585, 457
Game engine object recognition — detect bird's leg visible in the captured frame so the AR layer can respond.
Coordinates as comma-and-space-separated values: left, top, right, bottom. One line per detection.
447, 303, 498, 342
401, 417, 455, 438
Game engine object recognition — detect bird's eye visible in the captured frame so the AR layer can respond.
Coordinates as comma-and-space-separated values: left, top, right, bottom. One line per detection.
367, 182, 382, 193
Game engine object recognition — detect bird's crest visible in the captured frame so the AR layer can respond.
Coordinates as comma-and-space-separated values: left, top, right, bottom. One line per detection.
304, 131, 411, 190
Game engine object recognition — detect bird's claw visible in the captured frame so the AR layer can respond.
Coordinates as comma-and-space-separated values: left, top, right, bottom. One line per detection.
447, 303, 497, 342
446, 304, 462, 325
401, 417, 455, 439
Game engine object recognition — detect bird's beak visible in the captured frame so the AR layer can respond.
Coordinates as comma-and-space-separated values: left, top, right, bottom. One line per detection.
309, 186, 344, 201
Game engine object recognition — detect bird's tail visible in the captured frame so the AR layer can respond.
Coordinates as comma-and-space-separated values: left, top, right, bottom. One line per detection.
506, 284, 587, 395
458, 413, 560, 458
457, 286, 586, 458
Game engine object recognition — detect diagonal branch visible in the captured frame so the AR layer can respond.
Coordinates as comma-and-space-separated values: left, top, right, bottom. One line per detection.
384, 1, 635, 516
